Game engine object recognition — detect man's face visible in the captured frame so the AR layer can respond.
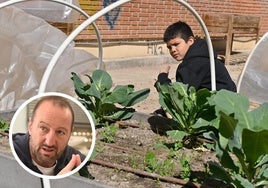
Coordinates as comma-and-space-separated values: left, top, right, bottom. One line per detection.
28, 100, 73, 168
166, 36, 194, 61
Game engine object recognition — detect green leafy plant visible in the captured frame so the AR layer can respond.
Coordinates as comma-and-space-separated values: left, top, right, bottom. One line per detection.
100, 124, 118, 143
144, 151, 174, 177
0, 119, 9, 132
179, 154, 191, 180
155, 82, 217, 147
72, 70, 150, 125
206, 90, 268, 187
129, 155, 140, 169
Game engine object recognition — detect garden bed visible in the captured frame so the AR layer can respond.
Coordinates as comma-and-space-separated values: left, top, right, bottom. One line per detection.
1, 56, 266, 187
0, 113, 219, 188
87, 113, 220, 188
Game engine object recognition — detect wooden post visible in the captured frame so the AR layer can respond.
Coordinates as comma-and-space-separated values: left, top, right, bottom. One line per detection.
225, 15, 233, 65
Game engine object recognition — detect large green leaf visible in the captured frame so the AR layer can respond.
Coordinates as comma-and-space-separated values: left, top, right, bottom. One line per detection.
170, 83, 188, 111
170, 87, 186, 114
71, 72, 87, 97
191, 118, 211, 129
249, 103, 268, 131
119, 88, 150, 107
85, 83, 101, 99
208, 161, 233, 184
72, 70, 150, 124
242, 129, 268, 165
218, 112, 237, 138
166, 130, 188, 141
209, 90, 250, 116
125, 84, 134, 94
92, 69, 113, 91
103, 85, 129, 104
99, 103, 116, 115
106, 108, 135, 120
171, 82, 188, 97
196, 88, 214, 106
210, 90, 254, 136
157, 87, 185, 128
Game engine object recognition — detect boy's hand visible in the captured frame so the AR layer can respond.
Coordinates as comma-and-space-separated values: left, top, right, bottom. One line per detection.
159, 66, 170, 74
57, 154, 81, 175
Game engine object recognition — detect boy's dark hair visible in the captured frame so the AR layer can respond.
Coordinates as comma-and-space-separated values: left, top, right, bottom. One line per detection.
163, 21, 194, 43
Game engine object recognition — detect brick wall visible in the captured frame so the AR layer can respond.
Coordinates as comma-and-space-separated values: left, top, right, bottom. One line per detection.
74, 0, 268, 42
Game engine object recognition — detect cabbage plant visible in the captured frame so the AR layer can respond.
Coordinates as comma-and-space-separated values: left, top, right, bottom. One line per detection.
71, 70, 150, 125
155, 82, 217, 147
207, 90, 268, 187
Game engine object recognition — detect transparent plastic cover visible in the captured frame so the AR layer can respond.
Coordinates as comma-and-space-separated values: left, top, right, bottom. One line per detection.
238, 32, 268, 104
0, 6, 99, 111
0, 0, 80, 23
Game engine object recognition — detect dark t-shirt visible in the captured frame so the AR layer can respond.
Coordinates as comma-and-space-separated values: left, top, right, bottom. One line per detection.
12, 132, 86, 175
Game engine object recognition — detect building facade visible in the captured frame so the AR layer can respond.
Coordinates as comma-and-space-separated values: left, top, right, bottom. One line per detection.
73, 0, 267, 42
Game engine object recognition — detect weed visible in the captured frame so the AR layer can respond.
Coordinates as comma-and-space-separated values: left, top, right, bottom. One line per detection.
100, 124, 118, 143
179, 155, 191, 180
0, 120, 9, 132
129, 155, 140, 169
144, 151, 174, 177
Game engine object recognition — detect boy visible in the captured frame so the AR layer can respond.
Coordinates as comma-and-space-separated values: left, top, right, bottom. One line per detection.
155, 21, 237, 92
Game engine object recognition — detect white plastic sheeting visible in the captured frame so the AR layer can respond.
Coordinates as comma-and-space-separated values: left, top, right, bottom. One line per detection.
237, 32, 268, 104
0, 0, 80, 23
0, 6, 99, 111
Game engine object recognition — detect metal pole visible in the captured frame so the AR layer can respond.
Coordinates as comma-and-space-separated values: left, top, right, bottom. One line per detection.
37, 0, 216, 93
0, 0, 216, 186
173, 0, 216, 91
0, 0, 102, 187
38, 0, 132, 93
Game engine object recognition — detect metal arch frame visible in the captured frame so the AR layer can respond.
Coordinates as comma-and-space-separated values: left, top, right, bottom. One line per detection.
36, 0, 216, 93
0, 0, 216, 187
0, 0, 104, 79
174, 0, 216, 91
0, 0, 103, 187
0, 0, 216, 96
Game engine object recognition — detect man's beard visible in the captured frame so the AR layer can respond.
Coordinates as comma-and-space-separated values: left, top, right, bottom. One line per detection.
30, 139, 61, 168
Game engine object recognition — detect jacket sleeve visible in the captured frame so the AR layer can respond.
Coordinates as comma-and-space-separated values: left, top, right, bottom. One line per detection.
154, 72, 172, 90
155, 72, 171, 84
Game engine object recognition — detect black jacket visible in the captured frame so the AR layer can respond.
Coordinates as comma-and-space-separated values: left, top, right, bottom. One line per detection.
157, 39, 237, 92
12, 132, 86, 175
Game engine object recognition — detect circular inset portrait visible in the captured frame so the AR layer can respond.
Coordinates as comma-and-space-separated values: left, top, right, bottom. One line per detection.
9, 92, 96, 179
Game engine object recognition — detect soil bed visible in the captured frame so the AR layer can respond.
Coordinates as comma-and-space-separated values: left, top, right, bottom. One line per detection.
87, 57, 248, 187
88, 117, 219, 188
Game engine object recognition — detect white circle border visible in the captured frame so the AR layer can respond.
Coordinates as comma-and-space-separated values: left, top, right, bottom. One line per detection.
9, 92, 96, 180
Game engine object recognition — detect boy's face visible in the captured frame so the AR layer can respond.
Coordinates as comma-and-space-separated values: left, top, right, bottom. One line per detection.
166, 36, 194, 61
